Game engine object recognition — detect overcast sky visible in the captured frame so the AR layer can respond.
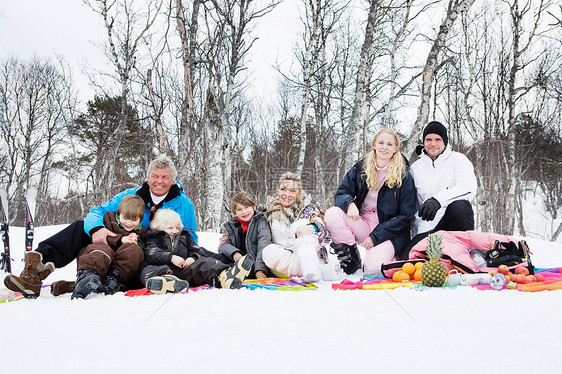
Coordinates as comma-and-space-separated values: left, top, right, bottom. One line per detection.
0, 0, 303, 103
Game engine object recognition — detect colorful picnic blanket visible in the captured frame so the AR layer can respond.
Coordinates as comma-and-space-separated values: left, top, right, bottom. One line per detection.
0, 289, 24, 302
123, 278, 317, 295
331, 268, 562, 292
0, 284, 51, 302
124, 285, 212, 297
516, 268, 562, 292
242, 277, 317, 291
332, 275, 419, 290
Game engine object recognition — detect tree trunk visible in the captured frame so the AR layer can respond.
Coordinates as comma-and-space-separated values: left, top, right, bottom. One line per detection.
202, 89, 224, 231
175, 0, 199, 176
296, 0, 323, 177
384, 0, 412, 127
404, 0, 476, 158
552, 221, 562, 242
346, 0, 383, 168
146, 69, 166, 152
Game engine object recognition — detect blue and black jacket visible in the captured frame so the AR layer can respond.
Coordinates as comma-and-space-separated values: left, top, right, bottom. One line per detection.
84, 181, 198, 243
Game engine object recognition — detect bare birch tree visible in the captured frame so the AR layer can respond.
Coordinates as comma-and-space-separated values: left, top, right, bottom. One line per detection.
403, 0, 475, 157
503, 0, 552, 235
186, 0, 278, 230
174, 0, 205, 179
345, 0, 383, 166
85, 0, 163, 191
433, 0, 560, 237
295, 0, 329, 177
0, 57, 73, 224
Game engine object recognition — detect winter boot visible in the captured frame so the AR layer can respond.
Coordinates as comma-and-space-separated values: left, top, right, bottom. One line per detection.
51, 280, 75, 296
146, 274, 189, 294
330, 243, 361, 275
72, 268, 102, 299
4, 251, 55, 298
218, 255, 253, 289
320, 259, 343, 281
99, 268, 124, 295
140, 264, 172, 285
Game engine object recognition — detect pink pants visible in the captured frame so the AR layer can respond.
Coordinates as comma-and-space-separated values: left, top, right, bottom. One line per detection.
324, 206, 396, 275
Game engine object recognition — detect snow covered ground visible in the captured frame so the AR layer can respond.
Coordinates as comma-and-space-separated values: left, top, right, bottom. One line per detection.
1, 225, 562, 373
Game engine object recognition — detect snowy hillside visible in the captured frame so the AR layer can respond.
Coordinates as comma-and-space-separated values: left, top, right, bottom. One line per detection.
1, 225, 562, 373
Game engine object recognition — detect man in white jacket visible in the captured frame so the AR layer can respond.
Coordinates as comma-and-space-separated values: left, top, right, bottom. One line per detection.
403, 121, 477, 258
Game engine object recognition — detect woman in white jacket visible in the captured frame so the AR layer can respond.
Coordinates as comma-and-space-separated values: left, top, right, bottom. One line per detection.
261, 172, 339, 282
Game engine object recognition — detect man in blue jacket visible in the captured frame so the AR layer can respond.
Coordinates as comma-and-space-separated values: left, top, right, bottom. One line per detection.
4, 156, 198, 298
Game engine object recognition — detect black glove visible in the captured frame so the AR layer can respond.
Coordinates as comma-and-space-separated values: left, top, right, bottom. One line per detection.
418, 197, 441, 221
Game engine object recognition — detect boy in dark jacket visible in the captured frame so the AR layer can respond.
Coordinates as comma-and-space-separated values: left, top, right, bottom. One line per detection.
144, 209, 253, 293
71, 195, 147, 299
218, 192, 272, 279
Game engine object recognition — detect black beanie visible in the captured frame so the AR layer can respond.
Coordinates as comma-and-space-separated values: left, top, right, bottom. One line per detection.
422, 121, 448, 147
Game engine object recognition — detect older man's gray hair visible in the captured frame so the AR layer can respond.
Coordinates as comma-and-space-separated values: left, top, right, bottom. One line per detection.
147, 155, 178, 180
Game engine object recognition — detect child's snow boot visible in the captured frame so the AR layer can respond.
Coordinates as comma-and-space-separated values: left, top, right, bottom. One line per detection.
140, 264, 172, 285
51, 280, 75, 296
218, 255, 253, 289
330, 243, 361, 275
320, 258, 343, 281
146, 274, 189, 294
4, 251, 55, 298
72, 268, 102, 299
99, 268, 124, 295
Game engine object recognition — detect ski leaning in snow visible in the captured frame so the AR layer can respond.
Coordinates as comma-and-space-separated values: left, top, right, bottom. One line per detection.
0, 187, 10, 273
25, 186, 37, 254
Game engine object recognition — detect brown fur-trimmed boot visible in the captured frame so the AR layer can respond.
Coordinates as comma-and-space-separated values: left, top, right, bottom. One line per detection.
4, 251, 55, 298
51, 280, 76, 296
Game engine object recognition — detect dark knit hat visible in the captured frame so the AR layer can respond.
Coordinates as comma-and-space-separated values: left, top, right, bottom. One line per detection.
422, 121, 448, 147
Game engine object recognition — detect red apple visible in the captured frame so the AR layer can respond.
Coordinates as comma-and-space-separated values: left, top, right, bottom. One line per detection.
488, 269, 498, 276
498, 265, 510, 275
527, 275, 537, 283
517, 274, 528, 284
535, 274, 544, 282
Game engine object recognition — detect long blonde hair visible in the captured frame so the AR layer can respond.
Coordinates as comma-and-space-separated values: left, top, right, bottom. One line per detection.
363, 128, 405, 189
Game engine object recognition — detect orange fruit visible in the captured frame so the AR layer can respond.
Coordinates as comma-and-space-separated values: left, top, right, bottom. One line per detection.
413, 269, 422, 280
392, 270, 410, 282
398, 272, 411, 281
402, 262, 415, 275
415, 262, 424, 270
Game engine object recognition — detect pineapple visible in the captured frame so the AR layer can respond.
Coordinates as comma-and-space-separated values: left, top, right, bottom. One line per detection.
421, 234, 446, 287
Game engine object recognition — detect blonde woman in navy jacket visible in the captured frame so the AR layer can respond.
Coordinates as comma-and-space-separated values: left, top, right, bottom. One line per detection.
324, 128, 416, 275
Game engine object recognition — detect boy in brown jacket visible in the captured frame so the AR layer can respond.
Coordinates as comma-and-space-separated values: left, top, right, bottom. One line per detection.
71, 195, 147, 299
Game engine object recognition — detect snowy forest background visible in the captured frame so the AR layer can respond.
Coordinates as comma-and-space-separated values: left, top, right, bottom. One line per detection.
0, 0, 561, 241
